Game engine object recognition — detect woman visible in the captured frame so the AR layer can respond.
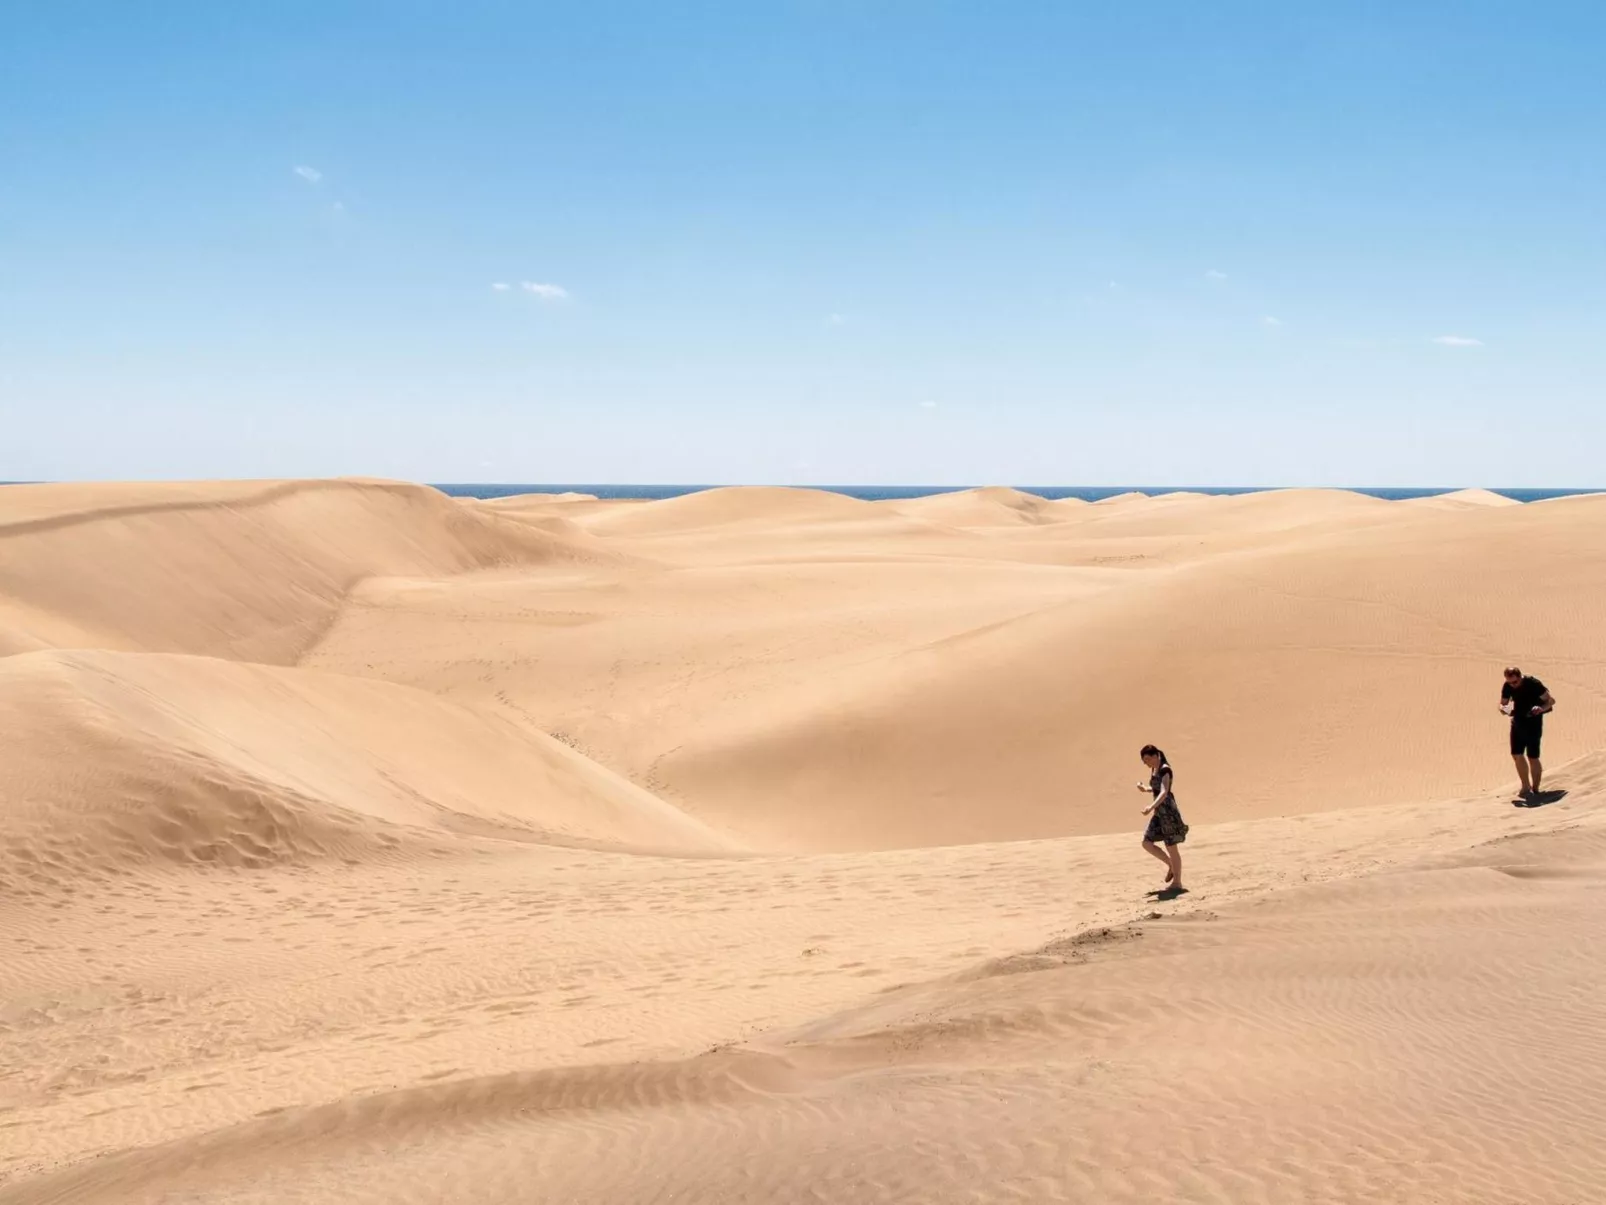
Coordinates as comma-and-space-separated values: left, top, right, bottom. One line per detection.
1136, 744, 1188, 896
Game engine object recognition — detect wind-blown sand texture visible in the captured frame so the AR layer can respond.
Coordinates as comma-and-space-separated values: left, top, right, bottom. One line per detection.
3, 479, 1604, 1203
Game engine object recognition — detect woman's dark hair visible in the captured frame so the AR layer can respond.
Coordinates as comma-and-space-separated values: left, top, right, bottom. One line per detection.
1140, 744, 1167, 764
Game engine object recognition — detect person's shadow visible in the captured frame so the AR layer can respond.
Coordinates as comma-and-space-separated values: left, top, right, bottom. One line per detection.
1514, 789, 1568, 808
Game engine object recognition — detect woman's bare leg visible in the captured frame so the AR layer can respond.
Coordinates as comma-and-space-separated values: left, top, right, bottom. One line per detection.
1143, 839, 1172, 880
1167, 845, 1184, 890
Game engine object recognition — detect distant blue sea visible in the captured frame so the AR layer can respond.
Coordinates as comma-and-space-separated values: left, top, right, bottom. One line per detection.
0, 482, 1592, 504
435, 484, 1597, 504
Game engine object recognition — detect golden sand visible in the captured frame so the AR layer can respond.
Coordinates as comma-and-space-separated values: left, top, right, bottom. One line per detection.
3, 480, 1603, 1202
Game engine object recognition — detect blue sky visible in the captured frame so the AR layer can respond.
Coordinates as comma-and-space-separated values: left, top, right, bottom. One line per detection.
2, 2, 1603, 486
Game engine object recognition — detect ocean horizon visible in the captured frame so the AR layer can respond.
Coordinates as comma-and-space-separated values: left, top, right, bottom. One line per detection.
1, 481, 1596, 504
434, 483, 1600, 504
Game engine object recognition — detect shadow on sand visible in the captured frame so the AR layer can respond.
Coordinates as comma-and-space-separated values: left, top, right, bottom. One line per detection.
1144, 885, 1190, 900
1514, 789, 1568, 808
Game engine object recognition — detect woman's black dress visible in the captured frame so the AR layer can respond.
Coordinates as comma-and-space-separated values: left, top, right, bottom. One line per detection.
1143, 763, 1189, 846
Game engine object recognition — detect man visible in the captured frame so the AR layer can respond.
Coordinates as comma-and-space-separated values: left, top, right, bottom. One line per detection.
1500, 667, 1555, 798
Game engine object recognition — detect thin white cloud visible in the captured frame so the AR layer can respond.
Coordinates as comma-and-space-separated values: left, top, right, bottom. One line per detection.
826, 313, 846, 326
491, 282, 511, 291
1262, 315, 1282, 327
331, 201, 345, 215
1432, 335, 1483, 347
520, 281, 570, 302
293, 165, 322, 184
919, 400, 939, 409
1205, 269, 1228, 280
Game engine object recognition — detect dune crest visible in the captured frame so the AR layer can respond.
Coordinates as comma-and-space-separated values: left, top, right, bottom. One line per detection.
572, 485, 878, 536
0, 479, 608, 664
478, 490, 601, 506
1406, 487, 1521, 508
887, 486, 1059, 527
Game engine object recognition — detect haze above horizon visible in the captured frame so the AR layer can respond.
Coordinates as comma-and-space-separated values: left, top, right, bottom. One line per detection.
3, 2, 1602, 486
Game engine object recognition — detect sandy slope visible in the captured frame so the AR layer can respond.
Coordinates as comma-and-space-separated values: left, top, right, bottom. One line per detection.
5, 760, 1602, 1203
0, 649, 726, 888
3, 479, 1605, 1202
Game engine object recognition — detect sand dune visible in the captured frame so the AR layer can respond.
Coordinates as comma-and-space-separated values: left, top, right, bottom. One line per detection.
1405, 487, 1522, 509
0, 479, 603, 663
478, 490, 601, 506
574, 485, 875, 537
4, 480, 1605, 1202
564, 489, 968, 566
0, 649, 725, 888
886, 486, 1062, 527
659, 494, 1606, 848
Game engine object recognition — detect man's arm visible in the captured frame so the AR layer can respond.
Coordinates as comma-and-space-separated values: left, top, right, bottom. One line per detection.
1535, 690, 1555, 715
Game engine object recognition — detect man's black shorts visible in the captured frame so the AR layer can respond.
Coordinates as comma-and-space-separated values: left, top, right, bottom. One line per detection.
1510, 719, 1543, 759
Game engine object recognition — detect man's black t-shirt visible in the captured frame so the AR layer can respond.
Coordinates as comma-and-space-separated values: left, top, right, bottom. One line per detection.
1503, 676, 1548, 724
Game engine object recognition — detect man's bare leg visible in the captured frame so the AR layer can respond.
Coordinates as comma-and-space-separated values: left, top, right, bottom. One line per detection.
1513, 755, 1533, 796
1529, 757, 1543, 794
1142, 839, 1172, 880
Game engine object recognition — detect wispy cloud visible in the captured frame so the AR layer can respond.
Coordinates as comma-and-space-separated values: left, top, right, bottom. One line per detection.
1262, 315, 1282, 327
520, 281, 570, 302
919, 400, 939, 409
1432, 334, 1483, 347
491, 282, 512, 291
1205, 269, 1228, 281
293, 165, 322, 184
826, 312, 846, 326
